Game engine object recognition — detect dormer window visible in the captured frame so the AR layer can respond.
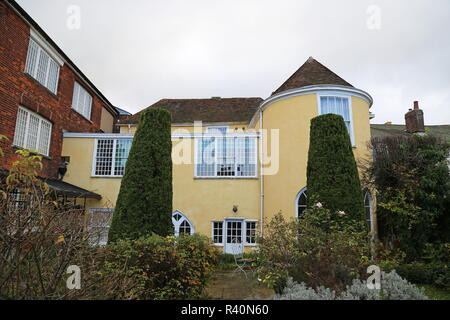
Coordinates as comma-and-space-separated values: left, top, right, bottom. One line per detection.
24, 37, 60, 94
319, 96, 355, 146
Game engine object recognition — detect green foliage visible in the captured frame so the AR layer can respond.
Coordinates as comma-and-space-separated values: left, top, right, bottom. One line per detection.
257, 206, 370, 293
367, 134, 450, 260
306, 114, 364, 222
92, 234, 218, 300
419, 284, 450, 300
394, 262, 450, 290
271, 271, 428, 300
109, 108, 173, 242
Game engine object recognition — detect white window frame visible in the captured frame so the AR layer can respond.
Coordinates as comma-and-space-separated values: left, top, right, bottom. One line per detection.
317, 94, 356, 147
194, 135, 258, 179
92, 138, 132, 177
295, 187, 308, 218
88, 208, 114, 247
72, 82, 93, 120
172, 210, 195, 237
13, 106, 52, 157
206, 126, 228, 134
211, 221, 224, 246
24, 33, 62, 94
211, 219, 257, 247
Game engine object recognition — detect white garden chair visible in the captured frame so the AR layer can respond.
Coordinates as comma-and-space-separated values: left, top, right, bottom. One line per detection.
231, 237, 248, 278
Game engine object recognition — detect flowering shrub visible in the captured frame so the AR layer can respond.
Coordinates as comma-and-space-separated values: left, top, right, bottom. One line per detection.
257, 205, 370, 293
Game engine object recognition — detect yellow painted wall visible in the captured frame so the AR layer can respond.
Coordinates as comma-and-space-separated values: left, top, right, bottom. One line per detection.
259, 94, 372, 223
63, 90, 371, 250
61, 138, 121, 212
100, 107, 115, 133
61, 135, 261, 243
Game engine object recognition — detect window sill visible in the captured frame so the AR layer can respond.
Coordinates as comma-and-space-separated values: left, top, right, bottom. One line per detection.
91, 175, 123, 179
212, 243, 257, 247
194, 176, 258, 180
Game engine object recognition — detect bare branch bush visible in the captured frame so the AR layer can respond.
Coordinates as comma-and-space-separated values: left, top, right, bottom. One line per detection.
0, 149, 136, 299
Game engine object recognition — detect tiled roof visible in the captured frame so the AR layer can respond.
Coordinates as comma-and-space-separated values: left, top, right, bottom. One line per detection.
370, 124, 450, 141
122, 98, 263, 124
272, 57, 353, 95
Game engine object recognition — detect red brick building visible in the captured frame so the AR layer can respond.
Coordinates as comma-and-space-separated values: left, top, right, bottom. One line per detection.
0, 0, 120, 180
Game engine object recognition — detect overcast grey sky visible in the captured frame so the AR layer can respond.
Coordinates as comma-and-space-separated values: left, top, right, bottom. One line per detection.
16, 0, 450, 124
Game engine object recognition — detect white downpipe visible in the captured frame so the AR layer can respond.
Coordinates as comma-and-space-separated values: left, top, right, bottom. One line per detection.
259, 109, 264, 237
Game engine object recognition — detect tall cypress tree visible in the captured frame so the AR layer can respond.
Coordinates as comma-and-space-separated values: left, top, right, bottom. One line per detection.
108, 108, 173, 242
306, 113, 364, 221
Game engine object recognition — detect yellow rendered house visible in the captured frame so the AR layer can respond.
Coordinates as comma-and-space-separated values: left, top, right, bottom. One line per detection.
61, 57, 374, 253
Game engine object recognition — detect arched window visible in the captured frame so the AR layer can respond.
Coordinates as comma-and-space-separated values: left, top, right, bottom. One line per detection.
172, 210, 194, 237
296, 188, 308, 218
364, 190, 373, 231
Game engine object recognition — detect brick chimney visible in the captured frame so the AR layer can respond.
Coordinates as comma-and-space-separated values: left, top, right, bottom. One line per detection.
405, 101, 425, 134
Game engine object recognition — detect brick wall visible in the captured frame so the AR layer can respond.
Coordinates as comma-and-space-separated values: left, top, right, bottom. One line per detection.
0, 2, 115, 178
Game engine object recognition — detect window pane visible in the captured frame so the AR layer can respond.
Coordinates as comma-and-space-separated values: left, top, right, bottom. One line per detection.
47, 60, 59, 94
25, 39, 39, 76
13, 108, 52, 156
114, 139, 132, 176
196, 138, 215, 176
36, 49, 49, 86
13, 108, 28, 147
95, 140, 114, 176
72, 83, 93, 119
38, 120, 51, 155
25, 113, 40, 151
213, 222, 223, 244
206, 127, 227, 134
246, 222, 256, 244
217, 138, 235, 176
297, 189, 307, 218
320, 96, 351, 136
196, 137, 256, 177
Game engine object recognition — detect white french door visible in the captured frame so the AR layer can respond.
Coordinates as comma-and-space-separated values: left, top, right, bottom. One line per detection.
224, 219, 244, 254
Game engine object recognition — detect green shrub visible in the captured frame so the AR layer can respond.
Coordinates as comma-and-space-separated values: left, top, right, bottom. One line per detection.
394, 262, 450, 290
109, 108, 173, 242
257, 206, 370, 293
94, 234, 218, 300
394, 262, 433, 284
366, 135, 450, 260
306, 114, 364, 222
